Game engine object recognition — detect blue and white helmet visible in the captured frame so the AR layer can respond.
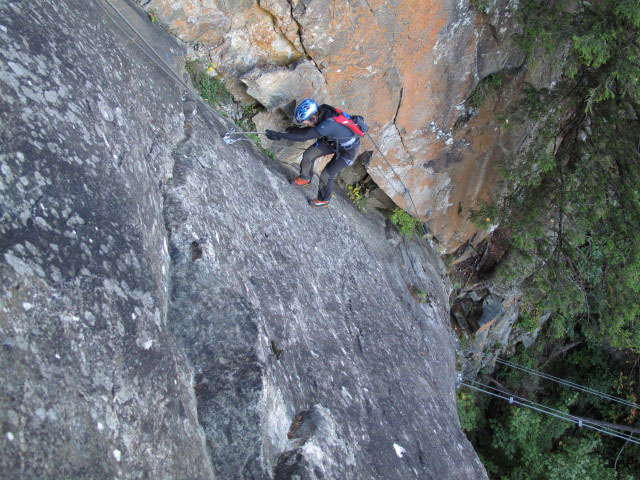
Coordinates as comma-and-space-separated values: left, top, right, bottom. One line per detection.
294, 98, 318, 123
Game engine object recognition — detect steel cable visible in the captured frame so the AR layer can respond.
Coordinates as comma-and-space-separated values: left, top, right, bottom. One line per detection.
468, 351, 640, 410
460, 381, 640, 445
462, 377, 637, 439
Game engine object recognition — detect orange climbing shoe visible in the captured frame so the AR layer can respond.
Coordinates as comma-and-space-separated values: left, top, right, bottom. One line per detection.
309, 198, 330, 208
291, 177, 311, 187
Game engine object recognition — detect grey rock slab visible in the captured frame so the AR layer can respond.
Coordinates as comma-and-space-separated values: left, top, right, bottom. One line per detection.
0, 0, 213, 478
478, 294, 504, 328
163, 85, 487, 479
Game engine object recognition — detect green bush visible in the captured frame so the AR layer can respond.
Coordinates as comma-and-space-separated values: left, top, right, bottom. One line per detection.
456, 389, 482, 432
474, 0, 640, 354
390, 208, 423, 241
470, 0, 490, 12
461, 2, 640, 477
464, 344, 640, 479
468, 71, 508, 108
409, 285, 431, 304
185, 60, 232, 110
185, 62, 276, 161
346, 183, 370, 211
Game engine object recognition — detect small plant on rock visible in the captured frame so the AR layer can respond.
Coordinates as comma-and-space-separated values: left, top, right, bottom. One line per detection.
470, 0, 490, 13
185, 60, 232, 110
409, 285, 431, 304
185, 61, 276, 161
468, 71, 508, 109
456, 389, 482, 432
390, 208, 424, 241
346, 182, 370, 211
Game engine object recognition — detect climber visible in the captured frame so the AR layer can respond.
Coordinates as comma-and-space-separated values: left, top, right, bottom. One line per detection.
265, 98, 362, 208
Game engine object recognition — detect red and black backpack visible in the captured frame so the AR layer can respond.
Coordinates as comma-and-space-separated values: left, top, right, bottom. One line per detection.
331, 109, 369, 137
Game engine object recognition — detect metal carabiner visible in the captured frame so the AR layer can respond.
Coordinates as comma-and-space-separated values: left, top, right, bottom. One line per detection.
222, 128, 267, 145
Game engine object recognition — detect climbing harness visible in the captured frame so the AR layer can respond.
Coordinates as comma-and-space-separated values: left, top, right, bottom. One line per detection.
222, 128, 269, 145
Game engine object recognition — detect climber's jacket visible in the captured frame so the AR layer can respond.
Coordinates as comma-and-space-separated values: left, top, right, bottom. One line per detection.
275, 105, 361, 165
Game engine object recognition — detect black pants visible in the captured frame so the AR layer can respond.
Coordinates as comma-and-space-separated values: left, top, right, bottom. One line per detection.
300, 141, 358, 201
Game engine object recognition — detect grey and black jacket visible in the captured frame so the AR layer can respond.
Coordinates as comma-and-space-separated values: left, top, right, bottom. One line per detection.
276, 105, 361, 164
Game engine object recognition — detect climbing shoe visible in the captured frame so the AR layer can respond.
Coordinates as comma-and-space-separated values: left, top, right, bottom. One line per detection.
291, 177, 311, 187
309, 198, 330, 208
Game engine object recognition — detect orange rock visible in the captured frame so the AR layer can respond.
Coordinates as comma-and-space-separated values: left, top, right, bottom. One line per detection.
144, 0, 534, 253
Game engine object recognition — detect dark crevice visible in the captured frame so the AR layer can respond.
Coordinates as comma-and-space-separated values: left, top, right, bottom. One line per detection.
271, 339, 283, 360
392, 88, 418, 166
488, 23, 499, 44
191, 240, 203, 261
286, 0, 323, 73
392, 87, 404, 125
355, 326, 364, 354
362, 0, 375, 17
257, 1, 303, 57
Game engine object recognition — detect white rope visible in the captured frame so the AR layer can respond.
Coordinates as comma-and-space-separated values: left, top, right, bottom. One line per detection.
223, 129, 268, 144
497, 357, 640, 409
97, 0, 208, 108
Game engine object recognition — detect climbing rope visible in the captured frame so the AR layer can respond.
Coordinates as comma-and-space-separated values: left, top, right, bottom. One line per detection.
463, 376, 638, 437
222, 129, 268, 144
493, 356, 640, 409
97, 0, 207, 109
365, 132, 421, 219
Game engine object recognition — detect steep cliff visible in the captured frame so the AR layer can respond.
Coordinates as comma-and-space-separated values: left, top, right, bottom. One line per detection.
0, 0, 486, 478
132, 0, 541, 253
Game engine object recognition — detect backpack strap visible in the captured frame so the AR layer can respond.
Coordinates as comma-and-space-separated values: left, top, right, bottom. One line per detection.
332, 109, 364, 137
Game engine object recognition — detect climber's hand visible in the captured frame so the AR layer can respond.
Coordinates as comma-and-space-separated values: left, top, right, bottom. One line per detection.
265, 130, 282, 141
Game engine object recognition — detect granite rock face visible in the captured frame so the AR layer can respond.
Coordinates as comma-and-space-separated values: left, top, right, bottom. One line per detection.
0, 0, 215, 478
134, 0, 537, 253
0, 0, 486, 478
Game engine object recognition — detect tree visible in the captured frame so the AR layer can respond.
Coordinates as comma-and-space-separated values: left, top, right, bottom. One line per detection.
475, 0, 640, 352
459, 345, 640, 479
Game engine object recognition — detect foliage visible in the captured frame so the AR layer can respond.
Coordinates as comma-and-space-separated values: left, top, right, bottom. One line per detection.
409, 285, 431, 304
469, 71, 509, 108
471, 0, 491, 13
346, 182, 370, 211
464, 343, 640, 479
457, 389, 483, 432
234, 103, 276, 160
464, 3, 640, 476
390, 208, 424, 241
473, 0, 640, 353
185, 60, 232, 110
518, 297, 545, 332
185, 62, 275, 160
148, 9, 158, 24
